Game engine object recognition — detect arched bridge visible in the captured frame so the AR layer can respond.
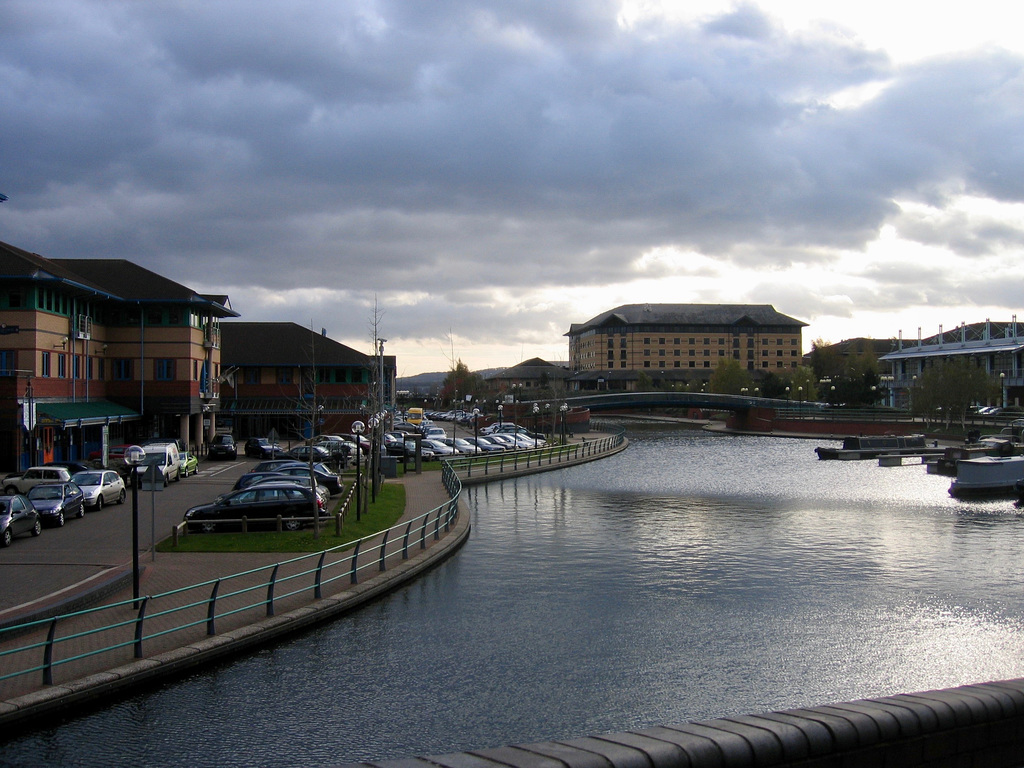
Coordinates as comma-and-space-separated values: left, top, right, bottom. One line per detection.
558, 390, 824, 414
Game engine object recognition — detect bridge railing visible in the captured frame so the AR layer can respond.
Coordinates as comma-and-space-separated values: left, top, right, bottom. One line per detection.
0, 464, 463, 699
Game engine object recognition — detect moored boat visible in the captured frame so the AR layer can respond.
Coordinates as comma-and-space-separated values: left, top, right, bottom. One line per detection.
948, 456, 1024, 498
815, 434, 943, 461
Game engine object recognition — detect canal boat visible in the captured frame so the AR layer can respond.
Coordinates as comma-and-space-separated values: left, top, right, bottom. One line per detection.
928, 438, 1018, 476
815, 434, 942, 461
948, 455, 1024, 498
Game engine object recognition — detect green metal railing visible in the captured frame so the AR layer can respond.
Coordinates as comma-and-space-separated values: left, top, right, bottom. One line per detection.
0, 464, 463, 693
445, 428, 626, 480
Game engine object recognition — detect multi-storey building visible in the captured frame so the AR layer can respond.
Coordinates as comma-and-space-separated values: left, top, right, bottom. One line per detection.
219, 322, 395, 441
0, 240, 237, 470
566, 304, 807, 381
879, 319, 1023, 409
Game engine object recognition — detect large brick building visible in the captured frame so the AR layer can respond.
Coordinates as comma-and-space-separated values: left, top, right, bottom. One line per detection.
0, 240, 236, 470
566, 304, 807, 379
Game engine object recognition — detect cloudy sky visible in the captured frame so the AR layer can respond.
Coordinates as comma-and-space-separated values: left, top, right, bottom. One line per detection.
2, 1, 1023, 375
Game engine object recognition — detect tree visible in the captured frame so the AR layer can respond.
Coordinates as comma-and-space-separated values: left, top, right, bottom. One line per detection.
787, 366, 818, 401
440, 360, 487, 407
708, 358, 752, 395
911, 358, 995, 428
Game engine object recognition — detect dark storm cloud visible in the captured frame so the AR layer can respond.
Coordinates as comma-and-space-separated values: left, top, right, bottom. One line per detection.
1, 0, 1022, 354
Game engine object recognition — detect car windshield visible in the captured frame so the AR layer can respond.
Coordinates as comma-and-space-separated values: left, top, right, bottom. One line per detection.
29, 486, 63, 500
72, 472, 103, 485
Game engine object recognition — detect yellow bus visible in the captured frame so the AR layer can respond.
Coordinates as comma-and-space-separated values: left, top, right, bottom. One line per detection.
406, 407, 425, 425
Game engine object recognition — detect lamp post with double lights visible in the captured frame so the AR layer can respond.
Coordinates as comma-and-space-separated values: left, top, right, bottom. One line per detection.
532, 403, 539, 449
497, 403, 503, 428
559, 402, 568, 445
472, 407, 480, 453
124, 445, 146, 608
352, 420, 364, 521
368, 415, 379, 502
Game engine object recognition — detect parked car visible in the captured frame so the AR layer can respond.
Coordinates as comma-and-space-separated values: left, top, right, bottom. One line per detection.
27, 482, 85, 526
183, 484, 323, 533
310, 436, 352, 463
208, 434, 237, 460
244, 437, 283, 459
0, 494, 41, 547
71, 470, 127, 509
286, 444, 331, 462
247, 475, 330, 507
422, 438, 456, 456
465, 436, 505, 452
141, 441, 182, 484
252, 458, 308, 473
443, 437, 478, 454
486, 433, 520, 450
243, 461, 342, 495
422, 426, 447, 441
179, 450, 199, 477
45, 461, 94, 476
3, 466, 73, 495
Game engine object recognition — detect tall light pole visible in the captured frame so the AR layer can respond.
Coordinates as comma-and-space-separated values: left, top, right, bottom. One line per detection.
472, 407, 480, 452
559, 402, 568, 444
532, 403, 539, 449
368, 415, 379, 503
124, 445, 146, 608
352, 420, 364, 521
497, 403, 503, 428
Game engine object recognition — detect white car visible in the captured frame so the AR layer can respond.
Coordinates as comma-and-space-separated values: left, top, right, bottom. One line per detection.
71, 470, 127, 510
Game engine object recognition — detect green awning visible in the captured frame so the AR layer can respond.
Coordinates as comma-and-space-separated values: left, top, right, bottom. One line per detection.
36, 400, 141, 428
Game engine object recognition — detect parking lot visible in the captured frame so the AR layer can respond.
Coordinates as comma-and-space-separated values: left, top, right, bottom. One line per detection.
0, 457, 263, 616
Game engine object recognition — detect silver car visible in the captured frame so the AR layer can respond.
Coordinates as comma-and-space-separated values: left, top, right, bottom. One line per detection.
71, 470, 127, 510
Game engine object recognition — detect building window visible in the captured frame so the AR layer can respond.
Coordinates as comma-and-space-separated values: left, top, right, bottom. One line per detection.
41, 352, 51, 377
97, 358, 105, 380
155, 359, 174, 381
0, 350, 13, 374
689, 361, 695, 368
57, 354, 66, 378
658, 361, 665, 368
277, 368, 292, 384
114, 359, 133, 380
644, 337, 651, 344
643, 361, 651, 368
674, 361, 680, 368
245, 368, 260, 385
703, 361, 710, 368
73, 354, 81, 379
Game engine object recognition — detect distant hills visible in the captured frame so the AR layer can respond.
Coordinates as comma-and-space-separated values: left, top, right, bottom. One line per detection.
397, 368, 505, 395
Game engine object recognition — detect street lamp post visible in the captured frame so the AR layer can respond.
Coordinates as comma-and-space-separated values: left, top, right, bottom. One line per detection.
559, 403, 568, 444
368, 416, 379, 503
532, 403, 539, 449
1001, 372, 1007, 409
497, 404, 503, 428
124, 445, 146, 608
472, 407, 480, 453
545, 403, 551, 438
352, 420, 364, 521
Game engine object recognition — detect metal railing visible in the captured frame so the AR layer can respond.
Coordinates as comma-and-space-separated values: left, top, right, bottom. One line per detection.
445, 429, 626, 480
0, 464, 463, 696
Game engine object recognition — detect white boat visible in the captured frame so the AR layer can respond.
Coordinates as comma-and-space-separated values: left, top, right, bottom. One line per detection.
948, 456, 1024, 498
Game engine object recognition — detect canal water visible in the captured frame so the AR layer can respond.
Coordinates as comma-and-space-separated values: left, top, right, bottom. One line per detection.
6, 425, 1024, 767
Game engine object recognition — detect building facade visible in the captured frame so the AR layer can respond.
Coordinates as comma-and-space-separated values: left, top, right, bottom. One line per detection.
218, 322, 395, 441
0, 240, 236, 471
879, 319, 1023, 409
566, 304, 807, 382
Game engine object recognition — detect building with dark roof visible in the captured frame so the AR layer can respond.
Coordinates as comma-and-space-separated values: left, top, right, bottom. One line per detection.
219, 322, 394, 440
0, 239, 237, 470
879, 319, 1024, 409
486, 357, 572, 400
566, 304, 807, 388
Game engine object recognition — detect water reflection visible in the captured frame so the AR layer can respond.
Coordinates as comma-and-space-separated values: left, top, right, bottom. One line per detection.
5, 426, 1024, 767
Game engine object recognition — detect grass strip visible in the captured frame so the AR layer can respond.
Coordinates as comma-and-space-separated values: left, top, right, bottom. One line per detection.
158, 482, 406, 553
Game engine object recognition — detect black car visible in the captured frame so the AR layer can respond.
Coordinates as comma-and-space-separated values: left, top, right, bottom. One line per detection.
0, 494, 41, 547
246, 460, 342, 495
244, 437, 282, 459
184, 484, 322, 533
208, 434, 237, 460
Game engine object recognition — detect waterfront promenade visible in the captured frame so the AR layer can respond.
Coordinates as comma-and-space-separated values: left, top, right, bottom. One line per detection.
0, 432, 627, 731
